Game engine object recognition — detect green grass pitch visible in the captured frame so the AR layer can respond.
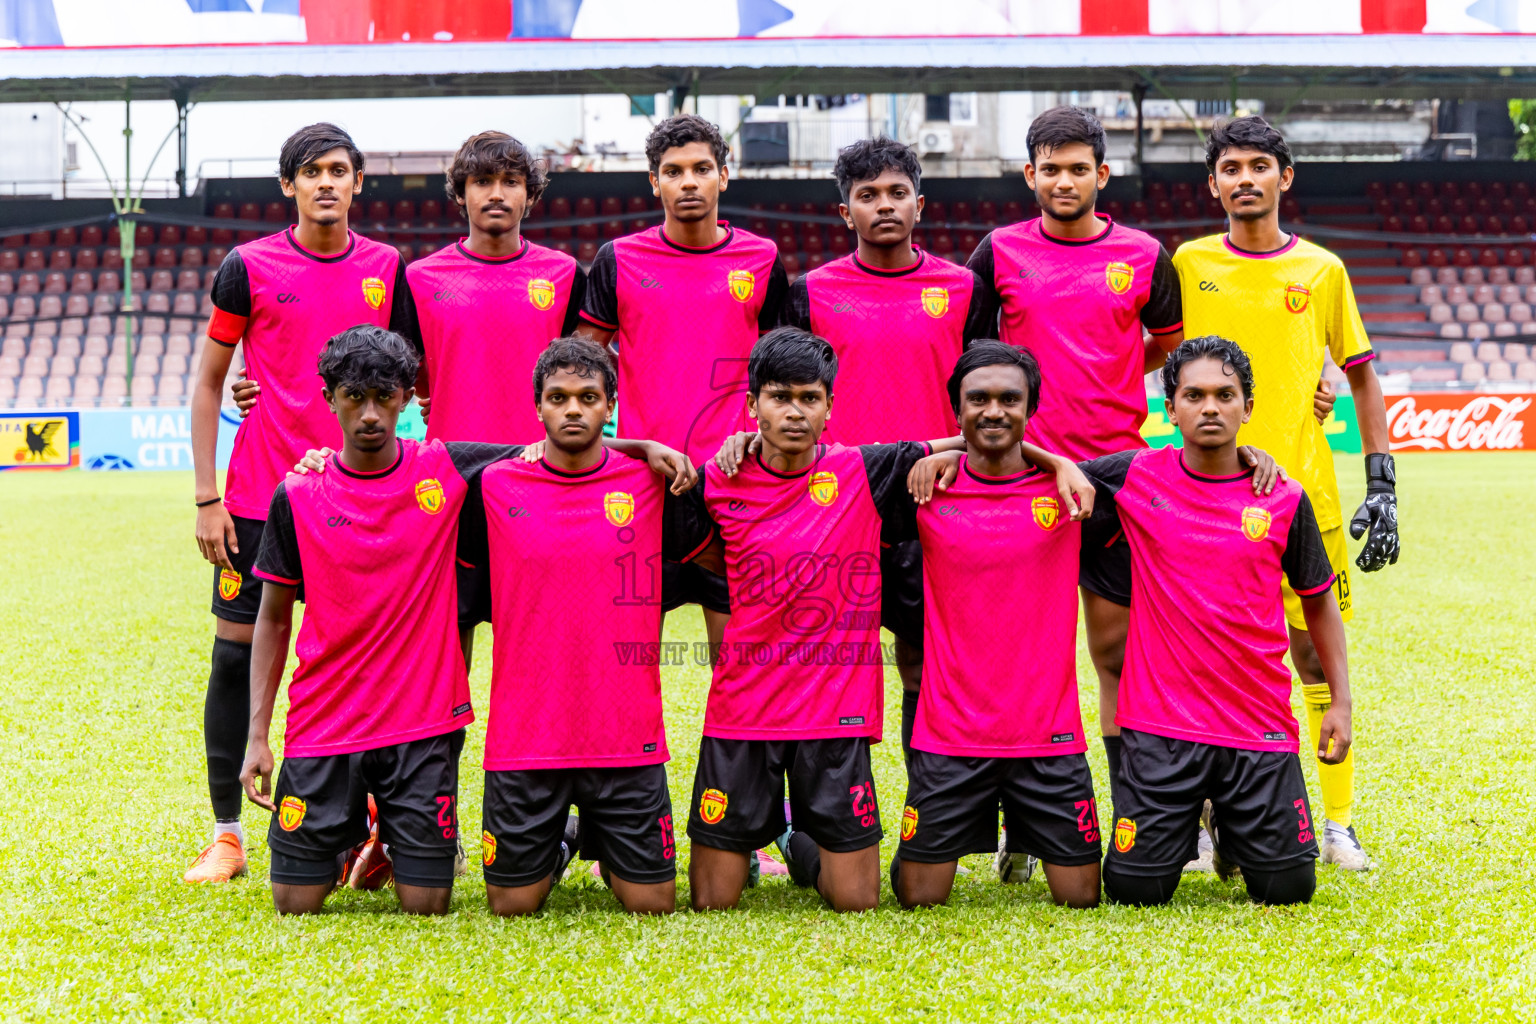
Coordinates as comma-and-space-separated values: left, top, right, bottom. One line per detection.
1, 455, 1533, 1022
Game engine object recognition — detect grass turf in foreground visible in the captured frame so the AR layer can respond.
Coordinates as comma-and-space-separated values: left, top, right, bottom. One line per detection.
0, 454, 1533, 1022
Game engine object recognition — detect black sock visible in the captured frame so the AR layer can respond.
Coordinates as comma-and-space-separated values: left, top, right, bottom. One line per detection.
205, 637, 252, 821
1102, 735, 1123, 788
888, 855, 902, 896
901, 690, 919, 763
785, 831, 822, 890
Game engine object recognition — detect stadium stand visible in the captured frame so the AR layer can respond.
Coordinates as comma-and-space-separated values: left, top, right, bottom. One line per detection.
3, 171, 1536, 406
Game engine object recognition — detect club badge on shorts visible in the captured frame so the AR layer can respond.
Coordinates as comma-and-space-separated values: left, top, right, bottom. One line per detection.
1285, 283, 1310, 314
1113, 817, 1137, 852
900, 805, 919, 841
528, 278, 556, 311
361, 276, 386, 310
920, 287, 949, 318
1032, 496, 1061, 531
278, 796, 307, 832
415, 478, 445, 515
218, 568, 242, 601
604, 491, 635, 527
481, 830, 497, 866
728, 269, 755, 303
809, 470, 839, 507
699, 788, 728, 824
1105, 261, 1134, 295
1241, 506, 1272, 542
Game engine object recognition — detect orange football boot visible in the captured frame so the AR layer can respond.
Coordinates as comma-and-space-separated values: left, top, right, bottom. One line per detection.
347, 795, 393, 890
182, 832, 248, 883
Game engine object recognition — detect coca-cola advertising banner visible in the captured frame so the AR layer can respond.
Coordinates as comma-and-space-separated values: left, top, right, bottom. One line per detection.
1386, 393, 1535, 453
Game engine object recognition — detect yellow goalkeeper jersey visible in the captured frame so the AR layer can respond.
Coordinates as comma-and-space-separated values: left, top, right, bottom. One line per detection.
1172, 233, 1373, 531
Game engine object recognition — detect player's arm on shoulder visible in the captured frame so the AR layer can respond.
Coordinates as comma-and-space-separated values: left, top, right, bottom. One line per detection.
1019, 441, 1094, 520
907, 447, 964, 504
1285, 493, 1352, 762
1236, 445, 1286, 495
603, 437, 697, 494
714, 432, 760, 477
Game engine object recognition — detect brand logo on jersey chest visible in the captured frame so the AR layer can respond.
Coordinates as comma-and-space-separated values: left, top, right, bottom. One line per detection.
1199, 280, 1219, 292
217, 569, 242, 601
1032, 496, 1062, 530
528, 278, 556, 311
728, 269, 755, 303
1285, 283, 1310, 314
361, 277, 386, 310
1105, 262, 1135, 294
415, 478, 445, 515
920, 286, 949, 318
604, 491, 635, 527
276, 292, 300, 304
809, 470, 839, 506
1241, 506, 1272, 541
640, 277, 663, 290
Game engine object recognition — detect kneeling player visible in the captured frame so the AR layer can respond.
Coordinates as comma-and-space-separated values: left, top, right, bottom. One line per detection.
888, 342, 1100, 909
461, 338, 699, 916
1083, 336, 1352, 906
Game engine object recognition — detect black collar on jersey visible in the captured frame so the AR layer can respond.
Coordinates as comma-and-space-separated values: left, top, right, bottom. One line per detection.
755, 444, 824, 479
962, 455, 1041, 485
331, 443, 404, 480
1037, 214, 1114, 247
540, 448, 609, 478
284, 227, 357, 264
454, 237, 529, 265
660, 221, 734, 255
1222, 233, 1298, 258
1177, 450, 1255, 482
852, 248, 926, 278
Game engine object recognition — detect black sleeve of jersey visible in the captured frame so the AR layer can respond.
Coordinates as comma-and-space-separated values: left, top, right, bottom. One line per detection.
1140, 245, 1183, 334
445, 442, 526, 484
388, 257, 422, 355
860, 442, 929, 534
455, 477, 490, 572
562, 265, 589, 336
1281, 493, 1337, 596
759, 255, 790, 332
580, 243, 620, 329
781, 274, 813, 330
1078, 451, 1136, 553
663, 475, 718, 563
210, 249, 252, 318
962, 267, 999, 345
964, 234, 1000, 325
254, 483, 302, 584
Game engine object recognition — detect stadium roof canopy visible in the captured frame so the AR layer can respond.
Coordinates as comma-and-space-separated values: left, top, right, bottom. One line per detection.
2, 35, 1536, 105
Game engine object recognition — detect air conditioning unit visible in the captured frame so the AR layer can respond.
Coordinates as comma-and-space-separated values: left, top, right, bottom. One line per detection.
918, 126, 954, 154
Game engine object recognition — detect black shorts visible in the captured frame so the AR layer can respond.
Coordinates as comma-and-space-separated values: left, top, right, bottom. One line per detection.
1104, 728, 1320, 876
687, 736, 882, 854
266, 730, 464, 888
210, 514, 266, 623
880, 539, 924, 651
457, 560, 490, 628
896, 749, 1102, 866
481, 763, 676, 887
661, 560, 731, 615
1078, 530, 1131, 607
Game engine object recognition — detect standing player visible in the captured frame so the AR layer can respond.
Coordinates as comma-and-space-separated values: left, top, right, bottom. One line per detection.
1174, 117, 1398, 871
576, 113, 787, 650
1083, 336, 1352, 906
780, 136, 996, 759
186, 123, 415, 883
886, 342, 1100, 910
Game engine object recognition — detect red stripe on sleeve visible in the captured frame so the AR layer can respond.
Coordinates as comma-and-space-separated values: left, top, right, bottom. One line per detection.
1342, 351, 1376, 370
578, 310, 619, 331
252, 567, 300, 586
1292, 574, 1337, 598
207, 307, 249, 346
1147, 320, 1184, 336
678, 528, 718, 565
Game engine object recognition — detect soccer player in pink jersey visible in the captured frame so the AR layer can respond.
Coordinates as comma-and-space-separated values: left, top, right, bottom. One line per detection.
780, 137, 996, 761
185, 124, 416, 884
886, 342, 1101, 910
459, 338, 702, 916
576, 114, 787, 645
1081, 336, 1352, 907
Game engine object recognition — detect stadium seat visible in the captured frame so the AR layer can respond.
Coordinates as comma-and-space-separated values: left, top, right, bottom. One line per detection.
1458, 360, 1485, 382
0, 355, 17, 377
237, 202, 260, 222
16, 376, 43, 402
101, 376, 127, 401
1434, 266, 1458, 286
1516, 267, 1536, 284
1497, 283, 1521, 305
78, 353, 104, 377
1455, 302, 1479, 323
1488, 360, 1513, 380
1518, 361, 1536, 381
23, 249, 45, 270
48, 354, 74, 377
1463, 266, 1486, 286
1467, 322, 1492, 340
1495, 322, 1518, 338
1428, 303, 1453, 324
0, 377, 13, 402
1489, 266, 1511, 285
157, 375, 185, 400
1442, 324, 1464, 342
129, 375, 156, 403
22, 355, 47, 377
57, 336, 81, 358
1504, 342, 1528, 362
263, 202, 287, 223
166, 333, 192, 357
1419, 285, 1442, 305
44, 376, 72, 403
1484, 303, 1506, 323
48, 249, 71, 270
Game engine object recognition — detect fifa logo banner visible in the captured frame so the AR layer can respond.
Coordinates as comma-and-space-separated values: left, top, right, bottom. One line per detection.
0, 411, 78, 470
1386, 394, 1536, 452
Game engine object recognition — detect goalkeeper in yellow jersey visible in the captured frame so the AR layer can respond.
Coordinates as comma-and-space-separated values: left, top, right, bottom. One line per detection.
1172, 117, 1400, 872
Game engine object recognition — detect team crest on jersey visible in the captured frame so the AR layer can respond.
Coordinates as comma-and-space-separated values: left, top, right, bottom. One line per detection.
1032, 496, 1062, 531
415, 478, 445, 515
1105, 261, 1135, 295
1284, 283, 1310, 314
809, 470, 839, 507
361, 276, 386, 310
604, 491, 635, 527
1113, 817, 1137, 853
727, 269, 755, 303
481, 830, 497, 866
528, 278, 556, 311
218, 568, 242, 601
278, 796, 307, 832
900, 805, 919, 841
1241, 506, 1272, 542
699, 788, 728, 824
920, 286, 949, 319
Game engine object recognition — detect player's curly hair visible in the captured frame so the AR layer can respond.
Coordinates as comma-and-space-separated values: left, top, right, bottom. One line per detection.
1026, 106, 1106, 165
1161, 335, 1256, 401
533, 336, 617, 404
1205, 116, 1293, 173
748, 327, 839, 397
445, 131, 548, 213
644, 114, 730, 174
946, 340, 1042, 417
318, 324, 419, 394
833, 136, 922, 205
279, 123, 364, 183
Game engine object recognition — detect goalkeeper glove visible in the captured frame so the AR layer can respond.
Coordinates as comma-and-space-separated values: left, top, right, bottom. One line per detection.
1349, 453, 1399, 572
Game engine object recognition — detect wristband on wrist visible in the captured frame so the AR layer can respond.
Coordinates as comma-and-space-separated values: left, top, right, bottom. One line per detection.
195, 496, 222, 507
1364, 453, 1396, 487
